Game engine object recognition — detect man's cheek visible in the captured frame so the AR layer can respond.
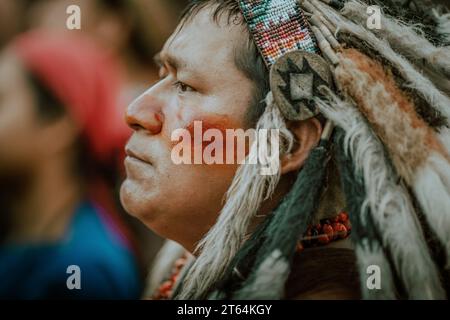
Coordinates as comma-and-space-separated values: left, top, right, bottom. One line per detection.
170, 116, 247, 165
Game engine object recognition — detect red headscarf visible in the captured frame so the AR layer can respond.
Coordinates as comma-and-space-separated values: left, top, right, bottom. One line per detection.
12, 30, 130, 166
11, 30, 138, 254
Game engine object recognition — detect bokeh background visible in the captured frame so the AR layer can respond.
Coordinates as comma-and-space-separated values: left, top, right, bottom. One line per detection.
0, 0, 187, 299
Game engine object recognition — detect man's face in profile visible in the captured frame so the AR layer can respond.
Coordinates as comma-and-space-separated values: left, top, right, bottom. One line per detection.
120, 6, 255, 251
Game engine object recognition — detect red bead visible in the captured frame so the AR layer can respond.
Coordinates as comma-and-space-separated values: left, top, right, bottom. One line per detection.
335, 223, 348, 239
159, 281, 172, 293
318, 234, 330, 244
322, 224, 334, 240
338, 212, 349, 222
315, 224, 322, 232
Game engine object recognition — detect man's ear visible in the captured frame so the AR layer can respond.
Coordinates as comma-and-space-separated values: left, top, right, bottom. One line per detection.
280, 117, 322, 175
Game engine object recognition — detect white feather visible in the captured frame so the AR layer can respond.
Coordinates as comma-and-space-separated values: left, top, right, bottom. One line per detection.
234, 249, 289, 300
355, 241, 397, 299
433, 9, 450, 45
437, 127, 450, 154
315, 91, 446, 299
342, 1, 450, 78
414, 153, 450, 269
311, 0, 450, 126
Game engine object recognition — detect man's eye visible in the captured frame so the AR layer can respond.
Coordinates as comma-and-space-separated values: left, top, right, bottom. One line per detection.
173, 81, 194, 93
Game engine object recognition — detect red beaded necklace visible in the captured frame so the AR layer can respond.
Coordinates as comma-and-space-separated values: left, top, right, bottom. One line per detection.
153, 211, 351, 300
153, 255, 188, 300
296, 211, 351, 252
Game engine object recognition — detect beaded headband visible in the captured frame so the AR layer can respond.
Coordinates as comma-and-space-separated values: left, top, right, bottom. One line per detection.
238, 0, 334, 121
238, 0, 319, 67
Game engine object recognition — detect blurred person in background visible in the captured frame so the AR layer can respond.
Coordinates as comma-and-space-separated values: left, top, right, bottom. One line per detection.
0, 30, 141, 299
24, 0, 189, 269
0, 0, 28, 49
26, 0, 187, 104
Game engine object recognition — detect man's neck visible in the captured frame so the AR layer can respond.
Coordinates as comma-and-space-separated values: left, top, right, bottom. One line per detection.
185, 173, 295, 256
3, 156, 82, 245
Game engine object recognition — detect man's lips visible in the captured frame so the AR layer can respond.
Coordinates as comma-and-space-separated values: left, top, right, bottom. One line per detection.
125, 147, 153, 166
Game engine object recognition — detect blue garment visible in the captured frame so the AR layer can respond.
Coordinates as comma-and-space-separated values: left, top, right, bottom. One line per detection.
0, 201, 141, 299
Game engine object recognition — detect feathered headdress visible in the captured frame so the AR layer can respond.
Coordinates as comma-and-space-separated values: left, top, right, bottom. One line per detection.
171, 0, 450, 300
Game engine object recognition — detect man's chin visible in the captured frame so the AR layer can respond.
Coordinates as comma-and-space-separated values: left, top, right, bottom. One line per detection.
119, 179, 160, 223
120, 179, 145, 217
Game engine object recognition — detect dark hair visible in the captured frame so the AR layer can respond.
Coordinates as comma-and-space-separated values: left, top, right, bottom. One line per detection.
96, 0, 157, 66
26, 71, 66, 122
25, 70, 118, 186
180, 0, 270, 126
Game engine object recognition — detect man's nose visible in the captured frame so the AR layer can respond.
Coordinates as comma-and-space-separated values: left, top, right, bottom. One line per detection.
126, 86, 165, 135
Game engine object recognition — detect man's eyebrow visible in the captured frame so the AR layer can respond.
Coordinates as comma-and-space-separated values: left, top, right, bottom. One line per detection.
154, 51, 189, 71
